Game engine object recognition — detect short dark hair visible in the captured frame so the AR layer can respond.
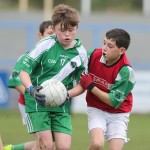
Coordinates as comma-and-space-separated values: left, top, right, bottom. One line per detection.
39, 20, 52, 35
106, 28, 131, 50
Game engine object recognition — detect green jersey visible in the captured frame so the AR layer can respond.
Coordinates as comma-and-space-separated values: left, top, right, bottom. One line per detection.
21, 36, 88, 113
8, 54, 26, 88
87, 49, 94, 56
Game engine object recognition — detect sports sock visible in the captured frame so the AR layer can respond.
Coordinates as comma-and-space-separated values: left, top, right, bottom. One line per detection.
12, 143, 24, 150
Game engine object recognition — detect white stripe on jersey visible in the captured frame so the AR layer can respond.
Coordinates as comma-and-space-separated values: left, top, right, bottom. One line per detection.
116, 66, 136, 84
52, 55, 81, 81
128, 66, 136, 84
77, 45, 88, 70
28, 37, 56, 60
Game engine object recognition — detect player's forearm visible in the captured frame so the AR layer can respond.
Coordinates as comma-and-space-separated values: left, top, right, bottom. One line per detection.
19, 70, 32, 89
91, 86, 113, 107
15, 85, 25, 94
68, 83, 85, 98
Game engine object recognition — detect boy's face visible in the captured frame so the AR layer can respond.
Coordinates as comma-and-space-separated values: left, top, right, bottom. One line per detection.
43, 25, 54, 38
102, 36, 126, 66
53, 23, 77, 48
38, 25, 54, 39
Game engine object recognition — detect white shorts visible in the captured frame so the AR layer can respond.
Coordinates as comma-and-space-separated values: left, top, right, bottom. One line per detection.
87, 106, 130, 142
18, 103, 27, 125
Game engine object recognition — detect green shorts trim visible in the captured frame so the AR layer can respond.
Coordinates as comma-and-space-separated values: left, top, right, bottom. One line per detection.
26, 111, 72, 135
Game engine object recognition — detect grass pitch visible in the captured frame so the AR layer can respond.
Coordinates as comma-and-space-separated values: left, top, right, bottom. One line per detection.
0, 109, 150, 150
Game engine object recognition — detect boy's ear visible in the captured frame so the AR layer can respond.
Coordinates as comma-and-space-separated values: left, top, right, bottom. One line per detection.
120, 47, 126, 54
37, 32, 42, 39
52, 26, 55, 32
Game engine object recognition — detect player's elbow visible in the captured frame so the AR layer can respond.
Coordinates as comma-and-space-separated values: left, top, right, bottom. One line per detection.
109, 92, 125, 109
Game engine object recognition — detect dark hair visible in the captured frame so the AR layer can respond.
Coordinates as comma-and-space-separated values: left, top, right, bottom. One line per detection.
106, 28, 131, 50
52, 4, 79, 30
39, 20, 52, 35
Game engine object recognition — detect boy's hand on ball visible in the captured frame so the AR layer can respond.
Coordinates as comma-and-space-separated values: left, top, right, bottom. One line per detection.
27, 85, 46, 106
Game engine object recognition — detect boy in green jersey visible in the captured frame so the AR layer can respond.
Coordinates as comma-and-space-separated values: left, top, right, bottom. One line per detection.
4, 20, 54, 150
19, 4, 88, 150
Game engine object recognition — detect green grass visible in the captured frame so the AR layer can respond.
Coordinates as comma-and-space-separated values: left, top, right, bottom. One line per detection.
0, 109, 150, 150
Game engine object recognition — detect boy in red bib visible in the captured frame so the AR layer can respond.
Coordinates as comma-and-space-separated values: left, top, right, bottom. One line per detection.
80, 28, 136, 150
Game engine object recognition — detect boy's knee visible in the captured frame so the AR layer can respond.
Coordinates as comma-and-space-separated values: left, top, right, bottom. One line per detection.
89, 142, 104, 150
56, 145, 70, 150
39, 139, 54, 150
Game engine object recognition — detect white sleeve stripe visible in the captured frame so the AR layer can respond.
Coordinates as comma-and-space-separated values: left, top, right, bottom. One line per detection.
128, 66, 136, 84
29, 38, 55, 59
77, 46, 88, 70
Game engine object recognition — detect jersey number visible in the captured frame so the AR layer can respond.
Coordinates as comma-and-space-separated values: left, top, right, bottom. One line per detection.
60, 59, 66, 66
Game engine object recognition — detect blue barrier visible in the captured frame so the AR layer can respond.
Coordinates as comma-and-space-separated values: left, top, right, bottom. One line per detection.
1, 21, 150, 51
79, 23, 150, 48
0, 71, 9, 107
0, 21, 38, 50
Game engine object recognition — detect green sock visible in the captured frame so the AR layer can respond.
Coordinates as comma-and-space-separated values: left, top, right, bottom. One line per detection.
12, 143, 24, 150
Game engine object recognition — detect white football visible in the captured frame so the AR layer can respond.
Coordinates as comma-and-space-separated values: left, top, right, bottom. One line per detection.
39, 79, 67, 107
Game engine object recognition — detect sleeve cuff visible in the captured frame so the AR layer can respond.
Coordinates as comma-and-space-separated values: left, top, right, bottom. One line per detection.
87, 83, 95, 92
